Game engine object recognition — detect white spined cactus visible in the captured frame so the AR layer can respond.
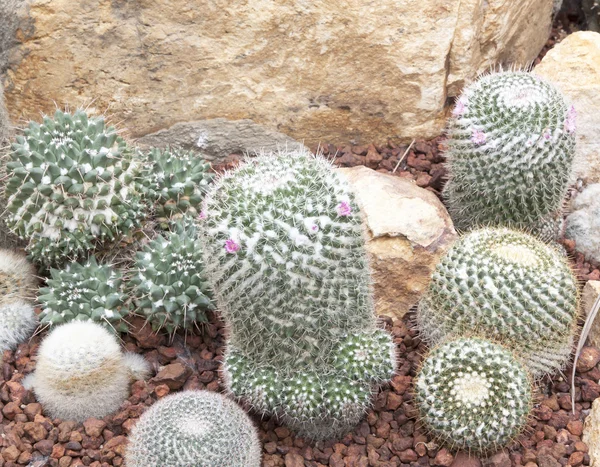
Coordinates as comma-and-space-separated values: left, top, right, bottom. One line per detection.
125, 391, 261, 467
0, 300, 37, 353
0, 248, 38, 303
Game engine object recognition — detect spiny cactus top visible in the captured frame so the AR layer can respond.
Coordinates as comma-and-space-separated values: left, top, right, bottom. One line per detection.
0, 301, 37, 354
443, 71, 576, 233
125, 391, 261, 467
38, 256, 129, 332
140, 147, 213, 228
4, 109, 144, 266
415, 337, 532, 453
0, 249, 37, 304
417, 227, 579, 377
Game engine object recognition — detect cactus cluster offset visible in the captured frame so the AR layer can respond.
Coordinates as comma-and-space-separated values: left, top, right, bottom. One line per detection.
125, 391, 261, 467
417, 227, 578, 377
4, 109, 144, 266
443, 71, 576, 233
140, 147, 212, 228
0, 300, 37, 354
0, 249, 37, 304
415, 337, 532, 453
38, 256, 129, 332
199, 149, 396, 439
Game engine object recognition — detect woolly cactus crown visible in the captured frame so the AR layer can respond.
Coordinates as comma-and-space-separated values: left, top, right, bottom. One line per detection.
0, 300, 37, 353
126, 391, 261, 467
417, 227, 578, 377
0, 249, 37, 304
415, 337, 532, 453
4, 109, 144, 266
443, 71, 576, 233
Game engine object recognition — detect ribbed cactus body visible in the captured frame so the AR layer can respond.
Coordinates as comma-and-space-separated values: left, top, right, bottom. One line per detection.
417, 228, 578, 377
443, 71, 576, 233
4, 110, 144, 266
0, 301, 37, 353
199, 149, 396, 439
415, 337, 532, 453
0, 249, 37, 303
125, 391, 261, 467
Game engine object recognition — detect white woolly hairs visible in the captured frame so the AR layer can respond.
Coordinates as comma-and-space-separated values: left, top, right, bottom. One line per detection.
30, 321, 132, 421
0, 300, 37, 352
0, 248, 38, 302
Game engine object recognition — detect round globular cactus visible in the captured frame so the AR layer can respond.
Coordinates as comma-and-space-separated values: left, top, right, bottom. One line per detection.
125, 391, 261, 467
415, 337, 533, 453
140, 147, 213, 228
0, 249, 37, 304
443, 71, 576, 234
0, 300, 37, 353
199, 148, 396, 439
37, 256, 129, 332
417, 227, 579, 377
130, 222, 214, 334
4, 109, 145, 266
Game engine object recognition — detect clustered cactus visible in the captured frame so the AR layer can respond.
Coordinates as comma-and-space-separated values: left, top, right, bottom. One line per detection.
0, 249, 37, 302
199, 148, 396, 439
443, 71, 576, 236
38, 256, 129, 332
125, 391, 261, 467
0, 300, 37, 354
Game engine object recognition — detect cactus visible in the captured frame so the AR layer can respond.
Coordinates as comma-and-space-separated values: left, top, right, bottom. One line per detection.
125, 391, 261, 467
130, 222, 214, 334
0, 300, 37, 353
140, 147, 213, 228
4, 109, 145, 267
416, 227, 579, 377
29, 321, 138, 421
0, 249, 37, 304
199, 148, 396, 439
415, 337, 532, 453
443, 71, 576, 234
37, 256, 129, 332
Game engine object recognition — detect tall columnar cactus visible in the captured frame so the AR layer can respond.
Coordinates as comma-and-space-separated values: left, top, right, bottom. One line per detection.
0, 301, 37, 354
125, 391, 261, 467
140, 147, 213, 228
443, 71, 576, 234
130, 222, 214, 334
199, 148, 396, 439
417, 227, 579, 377
415, 337, 533, 453
4, 109, 144, 266
37, 256, 129, 332
0, 249, 37, 304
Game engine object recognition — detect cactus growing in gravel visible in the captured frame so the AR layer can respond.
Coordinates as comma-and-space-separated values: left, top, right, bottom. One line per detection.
0, 249, 37, 304
417, 227, 579, 377
3, 109, 144, 266
0, 300, 37, 353
125, 391, 261, 467
37, 256, 129, 332
443, 71, 576, 234
130, 222, 214, 334
415, 337, 533, 453
140, 147, 213, 228
198, 148, 396, 439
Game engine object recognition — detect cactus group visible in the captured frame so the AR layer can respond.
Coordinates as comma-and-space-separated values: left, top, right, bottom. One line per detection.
4, 109, 144, 266
0, 300, 37, 353
125, 391, 261, 467
417, 227, 578, 377
443, 71, 576, 235
415, 337, 532, 453
199, 148, 396, 439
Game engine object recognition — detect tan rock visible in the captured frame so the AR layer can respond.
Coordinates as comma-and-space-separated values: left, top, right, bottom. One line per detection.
583, 280, 600, 348
535, 31, 600, 184
2, 0, 552, 145
338, 166, 457, 319
584, 397, 600, 466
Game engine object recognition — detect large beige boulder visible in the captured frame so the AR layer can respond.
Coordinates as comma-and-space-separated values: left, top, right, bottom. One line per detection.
1, 0, 552, 147
584, 397, 600, 466
584, 280, 600, 348
338, 166, 457, 319
535, 31, 600, 184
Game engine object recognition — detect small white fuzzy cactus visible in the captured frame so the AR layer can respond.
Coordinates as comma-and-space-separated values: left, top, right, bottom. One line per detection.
0, 248, 38, 303
0, 300, 37, 353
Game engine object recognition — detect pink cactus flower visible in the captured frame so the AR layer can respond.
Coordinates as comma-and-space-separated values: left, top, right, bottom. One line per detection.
564, 105, 577, 134
225, 239, 240, 254
452, 98, 467, 117
336, 201, 352, 217
311, 224, 319, 232
471, 129, 487, 146
198, 210, 207, 220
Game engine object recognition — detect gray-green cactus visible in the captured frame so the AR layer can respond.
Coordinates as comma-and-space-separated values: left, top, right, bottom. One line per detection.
415, 337, 532, 453
443, 71, 576, 235
199, 148, 396, 440
416, 227, 579, 377
37, 256, 129, 332
125, 391, 262, 467
4, 109, 144, 266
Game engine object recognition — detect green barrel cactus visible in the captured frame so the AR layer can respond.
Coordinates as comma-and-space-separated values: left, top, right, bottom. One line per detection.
4, 109, 144, 266
443, 71, 576, 235
37, 256, 129, 332
125, 391, 261, 467
417, 227, 579, 377
415, 337, 532, 453
199, 148, 396, 440
140, 147, 213, 228
130, 222, 214, 334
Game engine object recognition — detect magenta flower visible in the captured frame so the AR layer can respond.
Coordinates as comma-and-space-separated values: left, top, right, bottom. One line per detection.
452, 98, 467, 117
543, 129, 552, 141
225, 239, 240, 254
198, 210, 207, 220
311, 224, 319, 232
471, 129, 487, 146
564, 105, 577, 134
336, 201, 352, 217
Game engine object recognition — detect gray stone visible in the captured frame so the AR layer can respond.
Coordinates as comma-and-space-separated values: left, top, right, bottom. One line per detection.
566, 183, 600, 264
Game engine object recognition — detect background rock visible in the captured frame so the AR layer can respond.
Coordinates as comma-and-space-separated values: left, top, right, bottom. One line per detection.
1, 0, 552, 144
583, 397, 600, 466
566, 184, 600, 264
535, 31, 600, 184
583, 280, 600, 348
338, 166, 457, 319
